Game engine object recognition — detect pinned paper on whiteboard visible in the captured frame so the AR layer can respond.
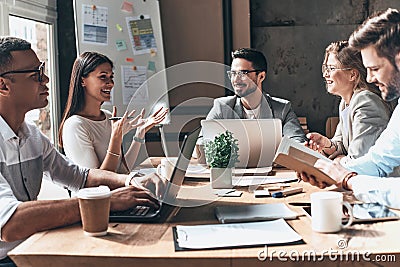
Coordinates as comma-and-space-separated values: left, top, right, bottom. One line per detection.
121, 65, 149, 105
82, 4, 108, 45
126, 15, 157, 55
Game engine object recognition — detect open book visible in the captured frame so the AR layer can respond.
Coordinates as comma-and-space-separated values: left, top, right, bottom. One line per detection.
273, 137, 336, 185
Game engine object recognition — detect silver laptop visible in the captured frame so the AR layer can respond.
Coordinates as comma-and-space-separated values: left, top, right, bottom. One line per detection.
201, 119, 282, 168
109, 126, 201, 223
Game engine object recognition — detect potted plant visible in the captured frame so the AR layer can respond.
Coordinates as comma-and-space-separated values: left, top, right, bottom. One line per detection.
204, 130, 239, 188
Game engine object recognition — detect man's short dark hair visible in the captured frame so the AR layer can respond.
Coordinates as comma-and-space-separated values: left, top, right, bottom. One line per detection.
231, 48, 268, 73
0, 36, 31, 73
349, 8, 400, 66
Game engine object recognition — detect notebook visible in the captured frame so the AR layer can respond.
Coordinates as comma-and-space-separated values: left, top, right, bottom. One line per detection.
109, 126, 201, 223
215, 203, 298, 223
201, 119, 282, 168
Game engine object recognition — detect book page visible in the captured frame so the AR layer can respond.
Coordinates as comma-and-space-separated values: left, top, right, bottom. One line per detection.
273, 137, 336, 185
275, 137, 329, 164
273, 153, 336, 185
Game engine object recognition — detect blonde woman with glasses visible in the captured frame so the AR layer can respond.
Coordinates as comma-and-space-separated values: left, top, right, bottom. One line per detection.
306, 41, 392, 160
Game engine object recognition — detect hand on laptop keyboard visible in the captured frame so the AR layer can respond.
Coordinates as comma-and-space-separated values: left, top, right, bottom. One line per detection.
109, 186, 160, 212
134, 172, 167, 200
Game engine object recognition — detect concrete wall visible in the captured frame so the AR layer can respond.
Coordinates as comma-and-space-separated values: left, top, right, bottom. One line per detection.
57, 0, 400, 153
251, 0, 400, 134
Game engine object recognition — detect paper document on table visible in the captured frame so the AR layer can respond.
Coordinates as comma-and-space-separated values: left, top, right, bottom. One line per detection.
186, 165, 272, 177
232, 176, 298, 186
175, 219, 302, 249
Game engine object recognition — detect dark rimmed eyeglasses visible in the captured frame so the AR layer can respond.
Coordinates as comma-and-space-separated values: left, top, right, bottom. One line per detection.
226, 69, 262, 79
0, 61, 45, 83
322, 65, 351, 75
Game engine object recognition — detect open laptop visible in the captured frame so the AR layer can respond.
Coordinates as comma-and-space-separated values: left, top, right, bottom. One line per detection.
109, 126, 201, 223
201, 119, 282, 168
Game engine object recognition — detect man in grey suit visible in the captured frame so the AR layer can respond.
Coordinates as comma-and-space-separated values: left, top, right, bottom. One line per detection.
206, 48, 307, 143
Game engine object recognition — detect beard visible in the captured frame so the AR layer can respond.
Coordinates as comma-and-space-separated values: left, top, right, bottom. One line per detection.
235, 85, 257, 98
382, 69, 400, 102
234, 76, 258, 98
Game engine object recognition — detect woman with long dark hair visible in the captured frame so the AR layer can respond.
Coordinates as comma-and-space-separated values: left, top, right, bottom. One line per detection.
59, 52, 167, 172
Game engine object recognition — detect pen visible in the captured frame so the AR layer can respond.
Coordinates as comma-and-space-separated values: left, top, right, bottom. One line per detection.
271, 187, 303, 198
288, 202, 311, 207
108, 116, 136, 121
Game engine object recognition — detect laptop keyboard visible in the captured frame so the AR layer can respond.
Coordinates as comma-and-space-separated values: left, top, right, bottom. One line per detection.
110, 205, 151, 217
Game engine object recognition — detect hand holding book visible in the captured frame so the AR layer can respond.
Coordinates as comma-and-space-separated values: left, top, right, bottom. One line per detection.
273, 137, 337, 186
300, 159, 356, 189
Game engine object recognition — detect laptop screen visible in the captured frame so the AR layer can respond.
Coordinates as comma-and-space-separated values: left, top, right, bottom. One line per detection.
201, 119, 282, 168
161, 126, 201, 205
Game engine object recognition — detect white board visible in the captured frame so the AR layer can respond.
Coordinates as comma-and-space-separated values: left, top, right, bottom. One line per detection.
73, 0, 169, 119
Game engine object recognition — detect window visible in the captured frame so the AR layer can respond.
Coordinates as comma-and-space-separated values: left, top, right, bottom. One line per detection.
1, 0, 59, 144
9, 15, 54, 140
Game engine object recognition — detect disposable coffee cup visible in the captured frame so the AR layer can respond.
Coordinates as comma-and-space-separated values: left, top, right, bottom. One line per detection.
77, 186, 111, 237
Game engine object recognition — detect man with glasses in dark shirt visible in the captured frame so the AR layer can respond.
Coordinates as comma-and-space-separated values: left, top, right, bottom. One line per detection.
206, 48, 306, 143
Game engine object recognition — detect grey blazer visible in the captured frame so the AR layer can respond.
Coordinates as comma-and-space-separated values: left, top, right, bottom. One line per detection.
206, 94, 307, 143
331, 89, 392, 159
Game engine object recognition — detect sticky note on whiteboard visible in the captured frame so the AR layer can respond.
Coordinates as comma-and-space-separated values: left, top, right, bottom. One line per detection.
116, 23, 123, 32
147, 61, 156, 72
115, 40, 127, 51
121, 1, 133, 13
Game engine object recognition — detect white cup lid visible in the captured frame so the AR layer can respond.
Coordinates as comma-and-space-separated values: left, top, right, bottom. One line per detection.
77, 186, 111, 199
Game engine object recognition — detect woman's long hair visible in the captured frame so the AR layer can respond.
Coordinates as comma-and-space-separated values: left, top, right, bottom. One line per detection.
58, 52, 113, 148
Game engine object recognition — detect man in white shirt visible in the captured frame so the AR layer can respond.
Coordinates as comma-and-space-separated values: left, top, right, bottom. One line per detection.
299, 8, 400, 209
0, 36, 163, 264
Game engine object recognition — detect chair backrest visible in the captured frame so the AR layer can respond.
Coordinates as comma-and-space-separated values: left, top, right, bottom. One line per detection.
298, 117, 309, 134
326, 117, 339, 139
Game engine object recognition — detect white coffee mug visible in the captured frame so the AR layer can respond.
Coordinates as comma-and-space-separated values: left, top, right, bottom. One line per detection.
310, 191, 354, 233
157, 157, 178, 179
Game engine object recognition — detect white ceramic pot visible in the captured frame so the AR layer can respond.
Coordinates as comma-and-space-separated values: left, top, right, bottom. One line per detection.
210, 167, 233, 189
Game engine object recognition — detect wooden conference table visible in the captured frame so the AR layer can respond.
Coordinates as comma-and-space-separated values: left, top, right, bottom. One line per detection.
9, 159, 400, 267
